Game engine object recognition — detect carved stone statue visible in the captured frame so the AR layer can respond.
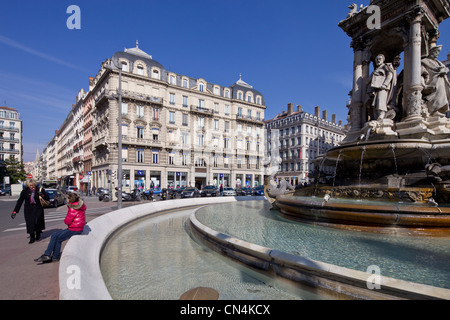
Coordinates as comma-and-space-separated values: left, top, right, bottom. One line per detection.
421, 45, 450, 117
366, 54, 397, 121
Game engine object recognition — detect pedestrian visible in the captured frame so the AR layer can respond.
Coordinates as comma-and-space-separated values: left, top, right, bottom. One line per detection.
219, 184, 223, 196
34, 192, 86, 264
11, 179, 49, 244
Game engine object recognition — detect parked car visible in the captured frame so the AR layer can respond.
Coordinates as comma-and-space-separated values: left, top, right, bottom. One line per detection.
181, 187, 200, 198
175, 186, 186, 194
46, 189, 66, 208
236, 187, 253, 196
150, 187, 162, 196
0, 186, 11, 196
222, 187, 236, 196
252, 186, 265, 196
200, 185, 218, 197
65, 186, 78, 193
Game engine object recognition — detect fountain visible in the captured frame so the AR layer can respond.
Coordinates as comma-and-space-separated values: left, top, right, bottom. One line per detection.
267, 0, 450, 234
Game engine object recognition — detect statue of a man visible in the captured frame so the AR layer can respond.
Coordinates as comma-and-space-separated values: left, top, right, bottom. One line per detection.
367, 54, 397, 121
421, 45, 450, 117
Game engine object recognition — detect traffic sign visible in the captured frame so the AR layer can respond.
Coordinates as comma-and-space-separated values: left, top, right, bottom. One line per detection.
27, 174, 33, 179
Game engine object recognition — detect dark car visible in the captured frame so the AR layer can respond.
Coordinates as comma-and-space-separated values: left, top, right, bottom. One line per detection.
252, 186, 265, 196
0, 186, 11, 196
200, 185, 218, 197
181, 187, 200, 198
46, 189, 66, 208
236, 187, 253, 196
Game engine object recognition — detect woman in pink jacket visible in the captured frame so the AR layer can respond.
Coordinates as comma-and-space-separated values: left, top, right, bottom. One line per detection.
34, 192, 86, 264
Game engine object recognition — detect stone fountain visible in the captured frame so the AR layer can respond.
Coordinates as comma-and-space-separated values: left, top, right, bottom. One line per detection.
267, 0, 450, 234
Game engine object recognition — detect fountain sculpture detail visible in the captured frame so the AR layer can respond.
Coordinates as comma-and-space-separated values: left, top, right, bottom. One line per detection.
267, 0, 450, 234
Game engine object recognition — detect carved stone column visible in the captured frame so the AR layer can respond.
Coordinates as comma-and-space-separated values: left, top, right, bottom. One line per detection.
403, 9, 424, 121
345, 39, 365, 142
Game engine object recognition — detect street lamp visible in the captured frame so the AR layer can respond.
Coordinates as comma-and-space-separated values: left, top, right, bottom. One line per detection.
104, 58, 123, 209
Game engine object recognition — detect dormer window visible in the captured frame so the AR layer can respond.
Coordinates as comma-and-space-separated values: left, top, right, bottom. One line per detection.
169, 75, 176, 85
121, 62, 128, 72
152, 69, 160, 79
137, 65, 144, 75
199, 83, 204, 92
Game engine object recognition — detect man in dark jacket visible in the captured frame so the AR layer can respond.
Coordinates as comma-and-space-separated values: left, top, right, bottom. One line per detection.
12, 179, 49, 243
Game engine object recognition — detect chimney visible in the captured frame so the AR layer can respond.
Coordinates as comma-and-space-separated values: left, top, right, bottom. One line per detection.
339, 120, 343, 126
332, 114, 337, 124
322, 110, 328, 121
315, 106, 320, 118
287, 103, 294, 115
297, 105, 302, 112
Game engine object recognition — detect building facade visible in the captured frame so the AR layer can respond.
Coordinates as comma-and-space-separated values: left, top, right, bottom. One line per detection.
0, 106, 22, 163
265, 103, 345, 185
40, 43, 267, 192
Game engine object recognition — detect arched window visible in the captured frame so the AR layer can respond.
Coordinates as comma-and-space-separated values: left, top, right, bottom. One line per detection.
152, 69, 160, 79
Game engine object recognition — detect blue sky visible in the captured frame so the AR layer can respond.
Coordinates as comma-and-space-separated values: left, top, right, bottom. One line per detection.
1, 0, 450, 162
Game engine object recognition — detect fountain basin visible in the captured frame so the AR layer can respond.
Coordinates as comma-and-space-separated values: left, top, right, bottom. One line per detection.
276, 195, 450, 235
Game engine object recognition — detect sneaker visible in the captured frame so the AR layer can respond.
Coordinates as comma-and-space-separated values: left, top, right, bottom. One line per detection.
34, 254, 52, 263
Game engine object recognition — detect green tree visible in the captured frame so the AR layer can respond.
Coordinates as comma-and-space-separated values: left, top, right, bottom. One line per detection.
0, 157, 26, 184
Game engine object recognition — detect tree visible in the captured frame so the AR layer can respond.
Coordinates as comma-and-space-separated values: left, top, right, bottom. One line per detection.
0, 157, 26, 184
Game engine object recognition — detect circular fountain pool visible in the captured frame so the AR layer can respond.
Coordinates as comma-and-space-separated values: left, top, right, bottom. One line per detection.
99, 200, 450, 300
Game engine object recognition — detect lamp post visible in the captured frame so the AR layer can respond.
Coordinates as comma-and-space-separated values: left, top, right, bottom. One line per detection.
105, 58, 123, 209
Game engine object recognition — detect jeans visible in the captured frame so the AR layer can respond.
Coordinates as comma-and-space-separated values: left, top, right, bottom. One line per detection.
44, 229, 82, 259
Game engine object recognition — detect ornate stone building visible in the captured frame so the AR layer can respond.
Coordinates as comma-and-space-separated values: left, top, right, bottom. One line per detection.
265, 104, 345, 185
90, 43, 267, 191
0, 106, 22, 163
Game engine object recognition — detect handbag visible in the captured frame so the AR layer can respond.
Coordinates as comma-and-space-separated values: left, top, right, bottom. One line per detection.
39, 187, 50, 207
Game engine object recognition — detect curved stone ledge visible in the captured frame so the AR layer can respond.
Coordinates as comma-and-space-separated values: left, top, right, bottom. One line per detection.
59, 197, 246, 300
189, 208, 450, 300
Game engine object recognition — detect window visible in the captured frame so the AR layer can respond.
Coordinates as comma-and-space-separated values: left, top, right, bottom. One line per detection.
198, 99, 205, 109
225, 105, 230, 115
169, 93, 175, 105
237, 108, 243, 117
169, 111, 175, 124
121, 124, 128, 137
256, 111, 261, 120
198, 117, 204, 129
137, 127, 144, 139
182, 96, 188, 107
237, 124, 242, 132
198, 134, 204, 146
136, 105, 144, 118
168, 151, 175, 165
122, 148, 128, 162
224, 138, 230, 149
182, 132, 189, 145
152, 128, 159, 141
153, 108, 159, 120
152, 150, 159, 163
199, 83, 204, 92
256, 97, 261, 105
182, 79, 188, 88
237, 157, 242, 169
247, 126, 251, 135
214, 103, 219, 113
247, 110, 252, 119
152, 69, 159, 79
247, 94, 252, 103
121, 103, 128, 115
214, 119, 219, 130
182, 153, 189, 166
137, 65, 144, 75
137, 149, 144, 163
182, 114, 188, 126
238, 92, 243, 100
121, 62, 128, 72
169, 75, 175, 85
214, 87, 219, 95
224, 90, 230, 98
224, 121, 230, 133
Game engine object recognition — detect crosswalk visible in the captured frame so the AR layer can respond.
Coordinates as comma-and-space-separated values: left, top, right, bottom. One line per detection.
3, 206, 114, 233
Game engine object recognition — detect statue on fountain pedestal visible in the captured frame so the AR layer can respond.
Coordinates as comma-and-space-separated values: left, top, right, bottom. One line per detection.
421, 45, 450, 118
366, 54, 397, 121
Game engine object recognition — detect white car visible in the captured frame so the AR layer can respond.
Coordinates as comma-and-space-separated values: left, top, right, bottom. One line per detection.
222, 187, 236, 196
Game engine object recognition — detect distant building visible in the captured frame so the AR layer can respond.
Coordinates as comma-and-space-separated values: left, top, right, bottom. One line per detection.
0, 106, 23, 163
265, 104, 345, 185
